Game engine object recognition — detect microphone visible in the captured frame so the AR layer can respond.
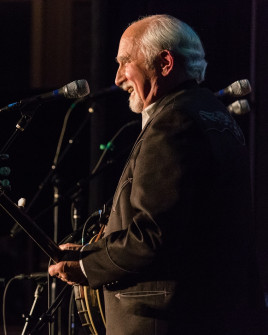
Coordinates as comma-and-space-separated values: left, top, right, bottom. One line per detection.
227, 99, 250, 115
0, 167, 11, 176
87, 84, 120, 100
0, 79, 90, 113
14, 272, 47, 280
10, 198, 26, 238
215, 79, 251, 98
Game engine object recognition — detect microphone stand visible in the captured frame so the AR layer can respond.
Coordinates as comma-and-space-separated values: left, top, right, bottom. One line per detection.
28, 284, 71, 335
45, 99, 89, 335
21, 279, 47, 335
0, 109, 37, 154
23, 97, 90, 216
29, 119, 140, 222
68, 193, 84, 334
51, 174, 61, 335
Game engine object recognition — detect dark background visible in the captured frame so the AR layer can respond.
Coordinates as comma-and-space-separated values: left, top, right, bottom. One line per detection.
0, 0, 267, 333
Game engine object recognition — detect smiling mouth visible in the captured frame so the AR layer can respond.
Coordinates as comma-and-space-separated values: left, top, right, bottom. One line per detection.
128, 87, 134, 94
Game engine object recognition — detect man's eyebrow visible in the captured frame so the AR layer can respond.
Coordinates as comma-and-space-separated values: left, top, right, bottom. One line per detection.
115, 55, 130, 64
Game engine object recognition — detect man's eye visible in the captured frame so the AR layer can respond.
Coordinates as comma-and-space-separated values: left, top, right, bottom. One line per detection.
123, 57, 131, 65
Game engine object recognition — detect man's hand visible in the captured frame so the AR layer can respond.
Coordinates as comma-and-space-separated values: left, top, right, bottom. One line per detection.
48, 243, 88, 286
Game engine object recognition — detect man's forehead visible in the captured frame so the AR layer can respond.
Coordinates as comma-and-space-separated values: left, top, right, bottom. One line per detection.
118, 20, 147, 47
124, 19, 150, 37
116, 20, 149, 61
116, 37, 136, 60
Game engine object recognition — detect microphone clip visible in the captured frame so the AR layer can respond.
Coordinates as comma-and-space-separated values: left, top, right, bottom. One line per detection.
16, 113, 33, 132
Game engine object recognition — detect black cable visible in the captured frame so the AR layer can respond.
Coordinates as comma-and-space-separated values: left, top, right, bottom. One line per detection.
2, 276, 17, 335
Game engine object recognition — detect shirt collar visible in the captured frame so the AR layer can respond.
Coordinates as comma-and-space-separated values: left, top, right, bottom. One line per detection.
141, 102, 157, 129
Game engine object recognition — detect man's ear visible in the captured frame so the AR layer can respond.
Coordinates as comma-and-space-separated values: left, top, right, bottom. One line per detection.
159, 50, 174, 76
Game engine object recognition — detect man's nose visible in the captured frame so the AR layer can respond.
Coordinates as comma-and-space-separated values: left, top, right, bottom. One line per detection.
115, 66, 126, 87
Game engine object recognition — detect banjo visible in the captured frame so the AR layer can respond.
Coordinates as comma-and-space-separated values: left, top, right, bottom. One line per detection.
0, 187, 106, 335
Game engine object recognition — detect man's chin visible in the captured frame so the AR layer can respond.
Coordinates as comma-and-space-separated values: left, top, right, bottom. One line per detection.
129, 96, 144, 114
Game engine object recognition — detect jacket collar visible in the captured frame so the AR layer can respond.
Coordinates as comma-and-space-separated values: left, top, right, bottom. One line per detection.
137, 80, 199, 140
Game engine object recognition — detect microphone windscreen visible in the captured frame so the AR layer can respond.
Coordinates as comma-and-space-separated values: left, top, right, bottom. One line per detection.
64, 80, 90, 99
230, 79, 251, 97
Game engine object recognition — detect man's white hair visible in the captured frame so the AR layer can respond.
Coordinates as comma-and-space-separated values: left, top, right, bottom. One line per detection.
133, 15, 207, 83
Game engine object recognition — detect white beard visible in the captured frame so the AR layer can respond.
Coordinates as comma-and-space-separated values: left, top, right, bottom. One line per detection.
129, 90, 144, 114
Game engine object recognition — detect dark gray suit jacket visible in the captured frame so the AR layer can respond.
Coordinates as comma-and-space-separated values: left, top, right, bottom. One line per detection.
81, 81, 265, 334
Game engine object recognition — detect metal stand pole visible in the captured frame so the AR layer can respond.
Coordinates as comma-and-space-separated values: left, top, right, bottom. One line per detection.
29, 284, 71, 335
50, 178, 61, 335
21, 281, 46, 335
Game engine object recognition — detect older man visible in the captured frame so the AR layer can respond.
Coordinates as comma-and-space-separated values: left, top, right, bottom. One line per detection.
49, 15, 265, 334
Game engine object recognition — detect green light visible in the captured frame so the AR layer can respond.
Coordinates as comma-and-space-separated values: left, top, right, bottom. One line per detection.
99, 142, 114, 151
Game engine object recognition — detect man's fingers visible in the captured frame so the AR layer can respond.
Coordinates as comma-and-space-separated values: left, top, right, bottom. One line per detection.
59, 243, 82, 251
48, 259, 86, 286
48, 264, 57, 277
48, 262, 64, 277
